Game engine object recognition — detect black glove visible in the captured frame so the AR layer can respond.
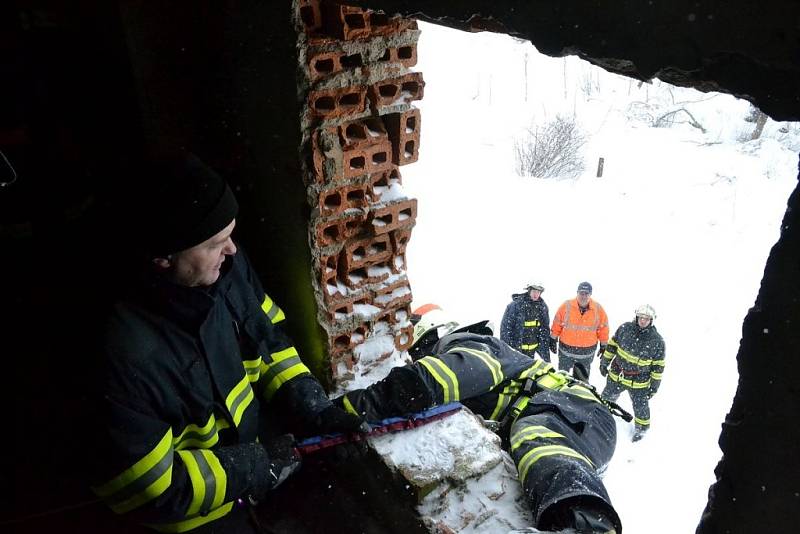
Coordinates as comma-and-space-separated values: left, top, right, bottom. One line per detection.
262, 434, 302, 493
599, 364, 608, 377
313, 405, 370, 435
549, 338, 558, 354
597, 344, 606, 358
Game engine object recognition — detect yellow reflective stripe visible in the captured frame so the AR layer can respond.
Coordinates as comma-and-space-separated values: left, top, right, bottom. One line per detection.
615, 345, 654, 366
635, 416, 651, 426
202, 450, 227, 509
561, 384, 600, 402
651, 371, 663, 380
92, 429, 174, 514
510, 425, 565, 451
523, 320, 540, 327
517, 445, 593, 484
651, 358, 665, 368
607, 369, 651, 388
519, 360, 549, 380
261, 295, 286, 324
242, 356, 262, 383
490, 384, 515, 420
342, 394, 359, 416
178, 451, 205, 516
451, 346, 504, 388
225, 375, 255, 427
520, 343, 539, 350
536, 372, 566, 390
172, 413, 219, 451
146, 502, 234, 533
260, 347, 310, 401
176, 450, 227, 517
418, 356, 460, 402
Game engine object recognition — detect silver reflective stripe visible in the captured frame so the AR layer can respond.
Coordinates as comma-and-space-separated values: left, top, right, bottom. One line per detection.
192, 450, 217, 514
228, 383, 252, 421
563, 303, 599, 331
261, 355, 302, 387
106, 449, 173, 508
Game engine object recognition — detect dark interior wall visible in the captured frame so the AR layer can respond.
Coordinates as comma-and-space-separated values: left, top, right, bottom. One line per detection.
1, 0, 325, 529
116, 1, 328, 377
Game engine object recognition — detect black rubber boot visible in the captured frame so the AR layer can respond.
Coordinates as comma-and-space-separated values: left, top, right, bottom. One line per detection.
539, 497, 618, 533
632, 426, 648, 442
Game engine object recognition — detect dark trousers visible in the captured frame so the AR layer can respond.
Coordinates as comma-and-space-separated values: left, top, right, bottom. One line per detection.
601, 380, 651, 431
508, 393, 619, 530
557, 352, 593, 379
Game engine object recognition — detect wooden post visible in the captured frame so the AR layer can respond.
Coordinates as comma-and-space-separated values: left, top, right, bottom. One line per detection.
596, 157, 605, 178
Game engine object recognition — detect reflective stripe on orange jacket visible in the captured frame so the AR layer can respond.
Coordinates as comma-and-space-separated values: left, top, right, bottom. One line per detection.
551, 298, 609, 349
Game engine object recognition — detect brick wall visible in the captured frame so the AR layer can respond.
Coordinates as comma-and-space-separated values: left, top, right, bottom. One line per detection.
296, 0, 422, 387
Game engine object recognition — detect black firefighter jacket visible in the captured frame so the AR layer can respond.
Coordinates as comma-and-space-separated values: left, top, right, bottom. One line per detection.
92, 250, 332, 532
500, 293, 550, 358
601, 320, 666, 393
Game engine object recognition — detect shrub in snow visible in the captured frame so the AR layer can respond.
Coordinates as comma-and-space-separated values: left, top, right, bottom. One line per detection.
513, 115, 587, 179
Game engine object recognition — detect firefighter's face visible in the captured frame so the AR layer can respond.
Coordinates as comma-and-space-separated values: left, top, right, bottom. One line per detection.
160, 219, 238, 287
577, 291, 591, 306
637, 315, 652, 328
529, 289, 542, 300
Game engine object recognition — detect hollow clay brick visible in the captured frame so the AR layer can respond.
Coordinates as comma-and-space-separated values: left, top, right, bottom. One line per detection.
343, 148, 367, 178
374, 277, 413, 310
340, 234, 392, 274
321, 2, 371, 41
339, 117, 388, 149
308, 49, 364, 82
309, 86, 368, 120
319, 183, 368, 216
363, 139, 394, 175
370, 198, 417, 235
394, 324, 415, 351
369, 167, 402, 203
384, 108, 421, 165
376, 44, 418, 68
367, 12, 418, 37
344, 259, 391, 289
341, 210, 368, 240
390, 228, 412, 256
298, 0, 322, 34
368, 72, 424, 110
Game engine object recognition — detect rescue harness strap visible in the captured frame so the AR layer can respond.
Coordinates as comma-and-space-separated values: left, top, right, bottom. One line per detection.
492, 371, 633, 436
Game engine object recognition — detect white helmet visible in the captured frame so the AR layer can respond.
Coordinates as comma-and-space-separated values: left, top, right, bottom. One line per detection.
526, 282, 545, 292
411, 304, 459, 348
635, 304, 657, 321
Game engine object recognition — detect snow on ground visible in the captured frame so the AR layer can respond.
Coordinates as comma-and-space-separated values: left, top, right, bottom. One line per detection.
390, 21, 800, 534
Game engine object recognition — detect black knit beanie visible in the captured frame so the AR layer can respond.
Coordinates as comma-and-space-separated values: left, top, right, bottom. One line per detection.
143, 151, 239, 257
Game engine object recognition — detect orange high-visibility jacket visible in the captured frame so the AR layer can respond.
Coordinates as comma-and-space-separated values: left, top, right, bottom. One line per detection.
551, 298, 609, 349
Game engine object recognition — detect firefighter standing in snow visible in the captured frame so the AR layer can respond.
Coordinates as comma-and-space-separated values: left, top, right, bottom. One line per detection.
500, 283, 551, 362
550, 282, 609, 379
600, 304, 666, 442
336, 306, 621, 534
